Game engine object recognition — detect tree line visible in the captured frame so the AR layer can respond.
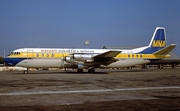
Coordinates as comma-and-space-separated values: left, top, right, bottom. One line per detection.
0, 56, 4, 64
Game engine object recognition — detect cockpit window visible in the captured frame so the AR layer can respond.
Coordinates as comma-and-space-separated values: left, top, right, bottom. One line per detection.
8, 52, 21, 56
8, 52, 14, 56
8, 53, 11, 56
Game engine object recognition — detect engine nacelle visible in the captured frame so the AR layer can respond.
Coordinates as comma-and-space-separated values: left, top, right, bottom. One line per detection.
73, 54, 94, 62
64, 54, 94, 63
78, 64, 88, 69
85, 59, 94, 62
64, 56, 73, 63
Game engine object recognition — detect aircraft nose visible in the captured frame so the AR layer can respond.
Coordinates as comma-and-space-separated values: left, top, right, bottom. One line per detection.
4, 58, 25, 66
4, 58, 16, 66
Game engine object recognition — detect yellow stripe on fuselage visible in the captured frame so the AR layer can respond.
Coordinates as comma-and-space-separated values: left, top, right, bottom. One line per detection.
8, 52, 170, 59
115, 53, 169, 59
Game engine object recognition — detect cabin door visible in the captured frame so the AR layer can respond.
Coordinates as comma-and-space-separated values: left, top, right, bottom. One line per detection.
27, 50, 34, 59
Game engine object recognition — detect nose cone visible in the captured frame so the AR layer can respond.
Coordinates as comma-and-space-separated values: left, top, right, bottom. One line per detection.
4, 58, 17, 66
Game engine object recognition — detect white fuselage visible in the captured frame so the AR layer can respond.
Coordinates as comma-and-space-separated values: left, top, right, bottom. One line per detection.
7, 47, 152, 68
4, 27, 174, 73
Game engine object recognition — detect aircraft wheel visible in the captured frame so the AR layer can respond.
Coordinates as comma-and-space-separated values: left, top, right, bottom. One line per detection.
23, 70, 28, 74
23, 68, 29, 74
77, 68, 83, 73
88, 68, 95, 73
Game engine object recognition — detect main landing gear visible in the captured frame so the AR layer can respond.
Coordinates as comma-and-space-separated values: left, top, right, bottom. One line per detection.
77, 68, 83, 73
77, 68, 95, 73
88, 68, 95, 73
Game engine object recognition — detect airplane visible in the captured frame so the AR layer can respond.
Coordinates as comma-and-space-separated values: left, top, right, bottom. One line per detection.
4, 27, 176, 74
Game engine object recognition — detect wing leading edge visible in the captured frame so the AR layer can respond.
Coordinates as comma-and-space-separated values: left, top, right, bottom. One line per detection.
91, 50, 121, 66
94, 50, 121, 58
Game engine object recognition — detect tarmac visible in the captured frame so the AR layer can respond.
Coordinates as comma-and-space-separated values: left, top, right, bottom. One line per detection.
0, 68, 180, 110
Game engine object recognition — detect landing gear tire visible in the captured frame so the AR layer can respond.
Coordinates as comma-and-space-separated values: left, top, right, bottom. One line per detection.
88, 68, 95, 73
23, 70, 28, 74
23, 68, 29, 74
77, 68, 83, 73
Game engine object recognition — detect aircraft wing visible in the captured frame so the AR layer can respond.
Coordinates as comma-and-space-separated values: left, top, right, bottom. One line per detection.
91, 50, 121, 65
94, 50, 121, 58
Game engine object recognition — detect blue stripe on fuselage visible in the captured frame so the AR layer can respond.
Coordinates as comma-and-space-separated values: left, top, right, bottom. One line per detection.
4, 58, 26, 66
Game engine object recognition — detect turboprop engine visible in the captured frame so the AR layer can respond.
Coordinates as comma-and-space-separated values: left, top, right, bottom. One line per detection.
64, 54, 94, 63
73, 54, 94, 61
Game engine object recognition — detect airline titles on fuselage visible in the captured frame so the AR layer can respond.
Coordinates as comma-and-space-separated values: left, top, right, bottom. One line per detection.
41, 49, 95, 53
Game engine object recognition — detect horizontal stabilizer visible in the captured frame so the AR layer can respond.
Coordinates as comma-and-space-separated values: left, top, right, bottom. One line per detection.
153, 44, 177, 55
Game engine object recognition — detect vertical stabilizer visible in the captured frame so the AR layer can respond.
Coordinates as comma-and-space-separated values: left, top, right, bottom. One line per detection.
149, 27, 166, 49
140, 27, 167, 54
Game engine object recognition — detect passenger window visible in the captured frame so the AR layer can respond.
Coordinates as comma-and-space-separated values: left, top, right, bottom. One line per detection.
136, 55, 138, 58
47, 53, 49, 57
42, 53, 44, 57
52, 53, 54, 57
37, 53, 39, 57
128, 54, 130, 58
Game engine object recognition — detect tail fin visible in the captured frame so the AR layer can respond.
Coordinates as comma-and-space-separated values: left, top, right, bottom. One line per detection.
140, 27, 167, 54
149, 27, 166, 49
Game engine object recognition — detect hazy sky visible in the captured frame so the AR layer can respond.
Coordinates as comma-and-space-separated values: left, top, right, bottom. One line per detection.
0, 0, 180, 56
